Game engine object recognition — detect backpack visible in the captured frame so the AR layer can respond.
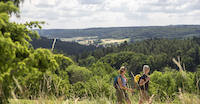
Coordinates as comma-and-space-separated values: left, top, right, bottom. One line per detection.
134, 74, 141, 84
113, 75, 122, 89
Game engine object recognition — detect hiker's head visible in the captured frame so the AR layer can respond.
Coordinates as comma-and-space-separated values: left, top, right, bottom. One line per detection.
143, 65, 150, 74
119, 66, 126, 74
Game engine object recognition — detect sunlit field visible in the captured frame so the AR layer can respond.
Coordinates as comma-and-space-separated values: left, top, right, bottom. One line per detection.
100, 38, 130, 45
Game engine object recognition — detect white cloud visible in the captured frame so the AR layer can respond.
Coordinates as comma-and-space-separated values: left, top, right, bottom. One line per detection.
77, 0, 104, 5
10, 0, 200, 29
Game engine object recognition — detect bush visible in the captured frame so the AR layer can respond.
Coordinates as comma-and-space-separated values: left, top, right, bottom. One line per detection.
67, 65, 92, 84
149, 70, 176, 100
149, 67, 197, 101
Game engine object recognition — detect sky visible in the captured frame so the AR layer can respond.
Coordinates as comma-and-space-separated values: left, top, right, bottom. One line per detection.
11, 0, 200, 29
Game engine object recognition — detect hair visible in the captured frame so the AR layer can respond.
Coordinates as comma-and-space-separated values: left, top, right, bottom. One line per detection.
143, 65, 150, 72
119, 66, 126, 74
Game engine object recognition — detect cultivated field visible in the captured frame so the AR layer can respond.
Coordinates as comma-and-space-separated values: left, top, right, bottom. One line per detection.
100, 38, 130, 45
60, 36, 130, 45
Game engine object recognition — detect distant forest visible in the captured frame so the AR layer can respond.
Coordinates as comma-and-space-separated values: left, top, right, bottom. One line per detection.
37, 25, 200, 41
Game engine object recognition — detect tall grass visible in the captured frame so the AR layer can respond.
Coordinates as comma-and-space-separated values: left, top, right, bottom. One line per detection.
9, 57, 200, 104
9, 79, 200, 104
9, 92, 200, 104
9, 76, 200, 104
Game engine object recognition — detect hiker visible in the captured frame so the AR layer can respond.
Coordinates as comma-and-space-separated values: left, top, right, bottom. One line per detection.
138, 65, 152, 104
115, 66, 133, 104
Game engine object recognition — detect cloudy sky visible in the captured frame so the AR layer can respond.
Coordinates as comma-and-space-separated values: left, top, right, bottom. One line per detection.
11, 0, 200, 29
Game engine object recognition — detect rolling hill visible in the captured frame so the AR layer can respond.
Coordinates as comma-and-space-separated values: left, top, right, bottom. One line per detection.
37, 25, 200, 42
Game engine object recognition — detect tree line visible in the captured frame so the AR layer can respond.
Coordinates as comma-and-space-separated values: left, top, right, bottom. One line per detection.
77, 38, 200, 73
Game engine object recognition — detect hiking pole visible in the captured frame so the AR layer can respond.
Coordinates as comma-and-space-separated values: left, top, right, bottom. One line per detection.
130, 72, 143, 94
130, 72, 140, 89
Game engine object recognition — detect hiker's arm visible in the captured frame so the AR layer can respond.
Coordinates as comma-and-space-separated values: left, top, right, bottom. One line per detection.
139, 77, 150, 86
139, 79, 145, 86
117, 77, 129, 90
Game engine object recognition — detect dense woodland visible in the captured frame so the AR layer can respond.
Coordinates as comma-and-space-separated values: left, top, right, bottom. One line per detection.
77, 38, 200, 72
32, 37, 200, 73
0, 0, 200, 104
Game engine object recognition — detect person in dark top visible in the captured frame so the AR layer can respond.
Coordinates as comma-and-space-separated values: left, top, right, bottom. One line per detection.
139, 74, 149, 91
138, 65, 152, 104
116, 66, 134, 104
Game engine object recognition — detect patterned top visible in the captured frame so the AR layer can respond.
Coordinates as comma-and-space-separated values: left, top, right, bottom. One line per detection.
138, 74, 149, 90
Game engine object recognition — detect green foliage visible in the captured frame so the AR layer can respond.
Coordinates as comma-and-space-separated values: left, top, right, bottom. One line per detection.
85, 76, 115, 98
89, 61, 115, 76
0, 0, 24, 8
149, 68, 197, 101
8, 50, 74, 99
0, 34, 16, 70
0, 1, 50, 103
54, 54, 74, 72
69, 82, 87, 98
24, 48, 58, 72
0, 1, 19, 14
174, 71, 195, 93
68, 61, 117, 98
99, 52, 150, 73
79, 38, 200, 72
78, 56, 96, 66
149, 70, 176, 100
67, 65, 92, 84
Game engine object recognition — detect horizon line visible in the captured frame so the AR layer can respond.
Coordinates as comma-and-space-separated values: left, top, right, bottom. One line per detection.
37, 24, 200, 30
